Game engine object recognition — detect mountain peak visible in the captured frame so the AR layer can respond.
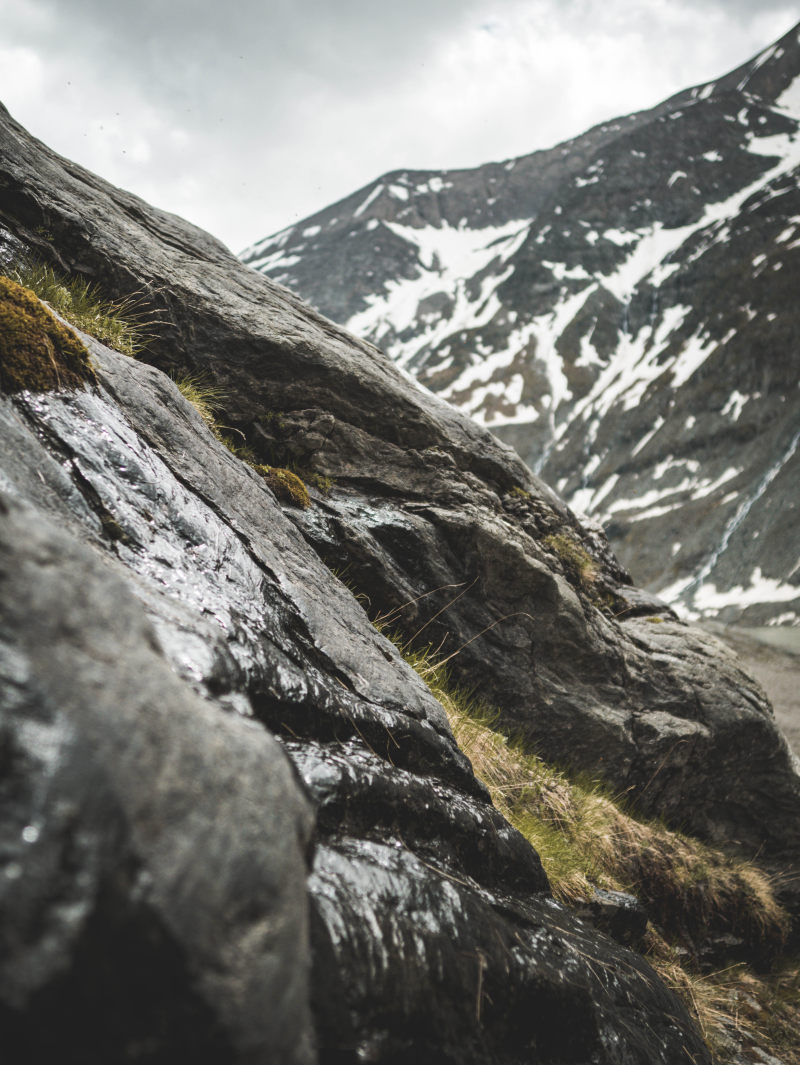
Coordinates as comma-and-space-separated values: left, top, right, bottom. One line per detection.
242, 24, 800, 628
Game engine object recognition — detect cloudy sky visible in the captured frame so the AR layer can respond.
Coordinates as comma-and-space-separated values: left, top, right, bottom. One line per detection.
1, 0, 797, 252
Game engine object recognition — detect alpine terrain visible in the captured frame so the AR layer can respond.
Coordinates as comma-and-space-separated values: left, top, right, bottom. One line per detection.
2, 86, 800, 1062
242, 22, 800, 628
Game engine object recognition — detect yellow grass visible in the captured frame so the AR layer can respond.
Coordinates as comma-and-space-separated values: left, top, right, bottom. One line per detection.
391, 636, 798, 1061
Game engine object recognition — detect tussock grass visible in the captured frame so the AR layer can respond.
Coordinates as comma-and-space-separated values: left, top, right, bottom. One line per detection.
9, 260, 156, 357
388, 635, 797, 1061
649, 933, 800, 1062
173, 374, 311, 508
173, 373, 229, 430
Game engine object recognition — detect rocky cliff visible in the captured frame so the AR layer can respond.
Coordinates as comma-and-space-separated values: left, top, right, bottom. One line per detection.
1, 101, 798, 1063
242, 22, 800, 628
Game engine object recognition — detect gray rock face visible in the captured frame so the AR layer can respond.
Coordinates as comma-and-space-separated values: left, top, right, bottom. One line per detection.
242, 22, 800, 627
0, 96, 797, 858
0, 330, 708, 1065
0, 492, 316, 1064
0, 99, 794, 1061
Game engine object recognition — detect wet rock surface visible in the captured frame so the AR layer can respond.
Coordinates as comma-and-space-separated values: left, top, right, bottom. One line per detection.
0, 102, 794, 1062
0, 333, 710, 1064
0, 492, 316, 1064
0, 97, 798, 852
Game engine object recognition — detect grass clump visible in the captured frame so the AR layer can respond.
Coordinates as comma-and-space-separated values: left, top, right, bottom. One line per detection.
543, 530, 597, 588
172, 376, 318, 509
173, 373, 229, 431
9, 260, 154, 358
648, 937, 800, 1061
0, 275, 97, 394
387, 634, 796, 1059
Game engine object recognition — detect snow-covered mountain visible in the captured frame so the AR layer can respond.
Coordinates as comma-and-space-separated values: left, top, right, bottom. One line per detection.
241, 23, 800, 626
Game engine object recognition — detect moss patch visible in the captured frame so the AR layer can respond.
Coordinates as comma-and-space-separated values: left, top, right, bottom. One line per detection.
253, 464, 310, 508
543, 530, 597, 588
0, 275, 96, 394
9, 260, 153, 358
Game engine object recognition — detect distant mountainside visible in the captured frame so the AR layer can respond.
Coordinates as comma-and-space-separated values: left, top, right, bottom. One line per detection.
242, 22, 800, 627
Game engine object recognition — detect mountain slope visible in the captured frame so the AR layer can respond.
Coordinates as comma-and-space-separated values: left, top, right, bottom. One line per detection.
3, 98, 800, 1063
242, 22, 800, 627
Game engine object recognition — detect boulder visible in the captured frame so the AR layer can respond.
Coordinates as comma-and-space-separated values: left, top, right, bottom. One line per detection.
0, 99, 796, 1060
0, 493, 315, 1064
0, 316, 709, 1062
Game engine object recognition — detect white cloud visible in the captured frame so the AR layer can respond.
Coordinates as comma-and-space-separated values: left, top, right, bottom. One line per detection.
0, 0, 796, 249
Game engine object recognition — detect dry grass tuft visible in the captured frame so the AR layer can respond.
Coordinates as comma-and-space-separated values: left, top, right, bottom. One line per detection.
388, 635, 798, 1061
174, 373, 228, 430
9, 260, 156, 358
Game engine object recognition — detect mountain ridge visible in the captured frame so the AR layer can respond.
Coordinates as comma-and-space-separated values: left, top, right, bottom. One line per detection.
243, 21, 800, 628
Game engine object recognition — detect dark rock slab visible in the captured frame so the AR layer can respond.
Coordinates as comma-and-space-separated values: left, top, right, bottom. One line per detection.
0, 492, 316, 1065
0, 328, 712, 1061
0, 99, 797, 865
573, 890, 649, 950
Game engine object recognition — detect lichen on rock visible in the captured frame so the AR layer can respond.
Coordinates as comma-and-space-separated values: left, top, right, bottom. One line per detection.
0, 275, 96, 394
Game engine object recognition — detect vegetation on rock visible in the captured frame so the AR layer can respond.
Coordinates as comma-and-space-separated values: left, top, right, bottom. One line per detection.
388, 633, 799, 1063
252, 464, 311, 508
174, 372, 229, 430
543, 530, 598, 588
0, 275, 96, 393
9, 260, 154, 357
174, 377, 319, 508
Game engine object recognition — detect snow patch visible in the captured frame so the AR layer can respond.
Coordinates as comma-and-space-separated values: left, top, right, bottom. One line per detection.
693, 569, 799, 613
671, 331, 716, 389
354, 185, 384, 217
722, 391, 749, 420
631, 417, 665, 457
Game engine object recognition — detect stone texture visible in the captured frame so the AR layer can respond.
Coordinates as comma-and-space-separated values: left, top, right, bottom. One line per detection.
0, 331, 710, 1065
0, 493, 315, 1065
0, 98, 796, 1061
0, 99, 797, 861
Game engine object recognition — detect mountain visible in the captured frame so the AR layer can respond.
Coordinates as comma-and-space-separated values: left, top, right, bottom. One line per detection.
2, 101, 800, 1062
242, 22, 800, 628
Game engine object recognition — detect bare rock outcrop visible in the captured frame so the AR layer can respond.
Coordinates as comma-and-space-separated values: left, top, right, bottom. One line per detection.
0, 101, 795, 1062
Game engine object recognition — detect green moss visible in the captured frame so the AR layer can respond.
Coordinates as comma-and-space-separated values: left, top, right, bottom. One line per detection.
9, 260, 154, 358
510, 485, 531, 500
543, 530, 597, 587
253, 464, 310, 508
306, 471, 334, 495
0, 275, 97, 394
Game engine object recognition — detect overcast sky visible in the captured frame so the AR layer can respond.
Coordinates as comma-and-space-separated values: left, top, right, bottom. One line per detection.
1, 0, 797, 252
